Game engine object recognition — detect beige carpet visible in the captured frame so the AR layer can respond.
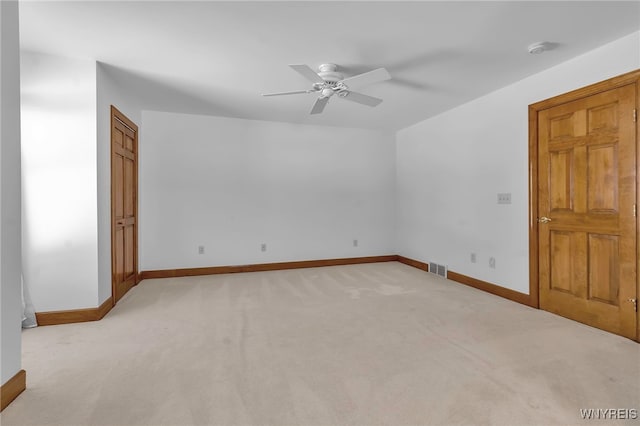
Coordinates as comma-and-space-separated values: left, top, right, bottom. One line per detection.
2, 262, 639, 426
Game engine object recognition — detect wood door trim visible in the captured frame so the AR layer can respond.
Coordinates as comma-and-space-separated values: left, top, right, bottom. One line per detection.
110, 105, 139, 306
528, 104, 540, 308
530, 69, 640, 111
0, 369, 26, 411
114, 115, 136, 132
112, 106, 137, 131
529, 69, 640, 341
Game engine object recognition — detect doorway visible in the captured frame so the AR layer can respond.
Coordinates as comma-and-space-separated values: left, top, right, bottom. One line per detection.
529, 70, 639, 340
111, 106, 138, 303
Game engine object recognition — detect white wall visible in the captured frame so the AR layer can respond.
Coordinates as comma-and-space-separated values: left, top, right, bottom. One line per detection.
396, 31, 640, 294
0, 0, 23, 385
19, 58, 144, 312
140, 111, 396, 270
16, 29, 640, 312
20, 52, 99, 311
96, 63, 141, 304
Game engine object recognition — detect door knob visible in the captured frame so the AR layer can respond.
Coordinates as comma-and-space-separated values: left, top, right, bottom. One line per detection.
538, 216, 552, 223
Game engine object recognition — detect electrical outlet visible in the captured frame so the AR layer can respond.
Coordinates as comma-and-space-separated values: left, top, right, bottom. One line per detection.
471, 253, 476, 263
198, 246, 205, 255
353, 239, 358, 247
261, 243, 267, 252
497, 193, 512, 204
489, 257, 496, 268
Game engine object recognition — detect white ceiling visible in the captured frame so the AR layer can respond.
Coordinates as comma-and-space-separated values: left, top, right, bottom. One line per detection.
19, 1, 640, 131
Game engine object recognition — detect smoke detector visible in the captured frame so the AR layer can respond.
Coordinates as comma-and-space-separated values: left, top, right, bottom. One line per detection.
528, 42, 548, 55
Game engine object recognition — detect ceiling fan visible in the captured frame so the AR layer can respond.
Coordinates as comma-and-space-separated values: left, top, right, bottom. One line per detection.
262, 63, 391, 115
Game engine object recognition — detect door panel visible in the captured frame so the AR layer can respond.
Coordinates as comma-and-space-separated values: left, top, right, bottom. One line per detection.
587, 144, 618, 213
111, 107, 138, 303
549, 149, 574, 211
549, 230, 583, 297
125, 157, 135, 216
588, 233, 620, 305
538, 84, 637, 339
114, 154, 124, 218
115, 227, 125, 284
125, 225, 135, 279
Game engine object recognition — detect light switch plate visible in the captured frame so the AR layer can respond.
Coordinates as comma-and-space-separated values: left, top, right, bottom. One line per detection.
497, 193, 512, 204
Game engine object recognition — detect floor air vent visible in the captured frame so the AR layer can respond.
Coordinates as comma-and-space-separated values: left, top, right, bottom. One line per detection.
428, 262, 448, 278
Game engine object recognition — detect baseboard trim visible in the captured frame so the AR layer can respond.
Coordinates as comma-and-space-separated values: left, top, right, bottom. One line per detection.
446, 270, 532, 307
397, 255, 429, 272
398, 256, 532, 307
140, 255, 399, 280
35, 256, 530, 326
1, 369, 26, 412
35, 296, 114, 326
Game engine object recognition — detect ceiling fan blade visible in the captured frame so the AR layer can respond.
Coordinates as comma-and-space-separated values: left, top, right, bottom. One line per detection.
310, 97, 329, 115
289, 64, 325, 84
339, 91, 383, 107
262, 89, 315, 97
339, 68, 391, 89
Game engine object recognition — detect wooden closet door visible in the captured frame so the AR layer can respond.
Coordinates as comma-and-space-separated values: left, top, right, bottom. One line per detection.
111, 106, 138, 303
537, 84, 637, 339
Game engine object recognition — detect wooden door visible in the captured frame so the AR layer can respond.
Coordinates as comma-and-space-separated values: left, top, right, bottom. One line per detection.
111, 106, 138, 303
537, 83, 637, 339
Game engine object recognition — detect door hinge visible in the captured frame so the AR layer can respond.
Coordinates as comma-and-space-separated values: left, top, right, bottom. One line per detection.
634, 204, 637, 217
634, 109, 637, 122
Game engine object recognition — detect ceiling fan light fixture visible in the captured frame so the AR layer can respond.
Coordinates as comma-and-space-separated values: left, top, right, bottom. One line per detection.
263, 63, 390, 114
321, 88, 335, 98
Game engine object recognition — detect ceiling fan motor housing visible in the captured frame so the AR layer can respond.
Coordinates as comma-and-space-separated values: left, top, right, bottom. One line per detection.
317, 63, 343, 82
